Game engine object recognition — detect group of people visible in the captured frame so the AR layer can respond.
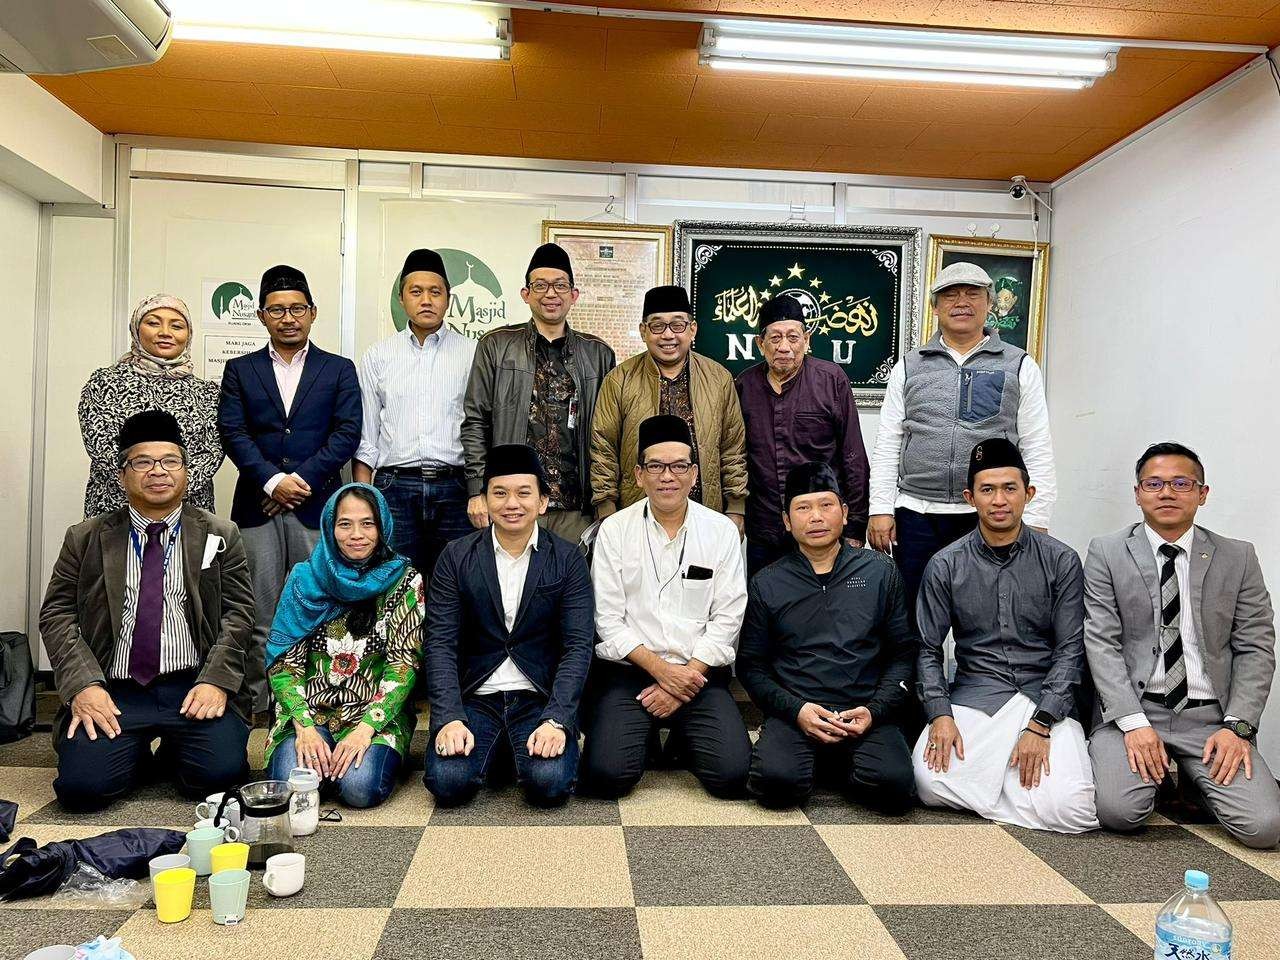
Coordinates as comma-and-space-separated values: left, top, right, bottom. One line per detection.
40, 243, 1278, 850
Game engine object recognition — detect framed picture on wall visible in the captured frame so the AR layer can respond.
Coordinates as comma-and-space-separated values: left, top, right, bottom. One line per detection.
541, 220, 674, 362
924, 235, 1050, 364
674, 220, 922, 407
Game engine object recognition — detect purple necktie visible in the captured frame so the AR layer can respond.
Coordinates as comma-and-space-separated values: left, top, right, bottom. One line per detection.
128, 521, 168, 686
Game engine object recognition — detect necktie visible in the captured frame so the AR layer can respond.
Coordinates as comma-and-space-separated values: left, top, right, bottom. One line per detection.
1157, 543, 1189, 712
128, 521, 168, 686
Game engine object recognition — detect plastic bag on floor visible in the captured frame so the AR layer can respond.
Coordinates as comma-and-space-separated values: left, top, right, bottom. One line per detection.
50, 862, 150, 910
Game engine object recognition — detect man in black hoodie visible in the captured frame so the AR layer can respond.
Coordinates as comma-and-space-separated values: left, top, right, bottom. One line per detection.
739, 462, 917, 812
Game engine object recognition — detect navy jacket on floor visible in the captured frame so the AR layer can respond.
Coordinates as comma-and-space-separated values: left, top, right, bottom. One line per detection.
426, 526, 595, 735
217, 343, 362, 530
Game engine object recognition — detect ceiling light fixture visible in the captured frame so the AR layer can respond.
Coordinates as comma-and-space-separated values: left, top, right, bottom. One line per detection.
700, 21, 1118, 89
167, 0, 511, 60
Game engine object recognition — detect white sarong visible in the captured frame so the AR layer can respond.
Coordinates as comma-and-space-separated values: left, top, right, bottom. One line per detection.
912, 692, 1099, 834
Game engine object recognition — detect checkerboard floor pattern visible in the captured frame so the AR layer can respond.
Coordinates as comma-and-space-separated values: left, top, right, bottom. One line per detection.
4, 727, 1280, 960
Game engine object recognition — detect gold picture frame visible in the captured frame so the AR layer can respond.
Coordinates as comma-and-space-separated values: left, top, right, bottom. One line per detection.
923, 235, 1050, 365
542, 220, 674, 361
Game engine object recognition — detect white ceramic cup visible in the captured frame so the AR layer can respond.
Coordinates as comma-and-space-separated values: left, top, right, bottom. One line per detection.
193, 818, 242, 841
148, 853, 192, 883
23, 948, 77, 960
262, 852, 305, 897
195, 793, 241, 830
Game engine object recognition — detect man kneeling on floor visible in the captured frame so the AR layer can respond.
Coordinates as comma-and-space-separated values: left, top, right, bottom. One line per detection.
424, 443, 594, 807
580, 415, 751, 799
913, 438, 1098, 833
738, 462, 917, 813
42, 411, 254, 811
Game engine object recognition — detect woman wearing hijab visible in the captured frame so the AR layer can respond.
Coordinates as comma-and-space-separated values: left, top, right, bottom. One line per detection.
78, 294, 223, 517
264, 483, 424, 809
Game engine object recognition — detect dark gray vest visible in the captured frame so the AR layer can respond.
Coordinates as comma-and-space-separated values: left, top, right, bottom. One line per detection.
899, 329, 1026, 504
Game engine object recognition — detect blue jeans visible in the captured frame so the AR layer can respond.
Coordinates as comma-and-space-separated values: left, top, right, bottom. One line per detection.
423, 691, 579, 808
268, 727, 402, 809
373, 469, 472, 581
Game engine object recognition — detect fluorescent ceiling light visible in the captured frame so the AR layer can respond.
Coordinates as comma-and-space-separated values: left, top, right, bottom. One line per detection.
701, 21, 1118, 89
167, 0, 511, 60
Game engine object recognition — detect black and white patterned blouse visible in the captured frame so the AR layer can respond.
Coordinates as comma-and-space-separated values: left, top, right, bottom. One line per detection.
78, 364, 224, 518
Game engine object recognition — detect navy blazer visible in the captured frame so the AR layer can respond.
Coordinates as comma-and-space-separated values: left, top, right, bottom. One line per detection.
426, 527, 595, 734
217, 343, 362, 529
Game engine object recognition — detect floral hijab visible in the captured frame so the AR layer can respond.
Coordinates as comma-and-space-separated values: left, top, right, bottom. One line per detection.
118, 294, 196, 378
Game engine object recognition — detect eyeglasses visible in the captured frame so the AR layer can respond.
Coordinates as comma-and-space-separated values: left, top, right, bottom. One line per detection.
641, 460, 693, 476
1139, 477, 1202, 493
124, 455, 185, 473
763, 332, 805, 347
262, 303, 313, 319
528, 280, 572, 295
645, 320, 691, 334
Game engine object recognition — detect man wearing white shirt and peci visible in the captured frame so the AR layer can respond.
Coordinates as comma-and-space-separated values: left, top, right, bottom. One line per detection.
580, 415, 752, 799
354, 248, 477, 581
866, 260, 1057, 630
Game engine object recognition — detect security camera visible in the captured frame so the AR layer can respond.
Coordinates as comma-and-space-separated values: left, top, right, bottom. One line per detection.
1009, 176, 1029, 200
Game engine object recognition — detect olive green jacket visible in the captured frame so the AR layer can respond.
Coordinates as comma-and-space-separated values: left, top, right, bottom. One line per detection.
589, 350, 747, 516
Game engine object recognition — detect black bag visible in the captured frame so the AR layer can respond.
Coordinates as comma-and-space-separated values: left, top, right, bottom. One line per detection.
0, 632, 35, 744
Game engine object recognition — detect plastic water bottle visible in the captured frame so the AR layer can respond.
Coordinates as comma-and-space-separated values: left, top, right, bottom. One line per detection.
1155, 870, 1232, 960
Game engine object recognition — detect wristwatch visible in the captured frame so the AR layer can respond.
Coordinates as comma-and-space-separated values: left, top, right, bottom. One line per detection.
1224, 719, 1256, 741
1031, 710, 1056, 730
544, 719, 566, 732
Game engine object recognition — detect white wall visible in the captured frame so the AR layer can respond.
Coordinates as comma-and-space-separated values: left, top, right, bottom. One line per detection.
0, 75, 103, 203
0, 181, 39, 633
1048, 61, 1280, 767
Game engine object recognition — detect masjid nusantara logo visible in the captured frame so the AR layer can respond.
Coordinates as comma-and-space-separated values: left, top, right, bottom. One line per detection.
389, 248, 508, 338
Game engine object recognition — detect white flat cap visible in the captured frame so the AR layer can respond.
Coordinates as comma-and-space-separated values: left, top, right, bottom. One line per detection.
929, 261, 994, 295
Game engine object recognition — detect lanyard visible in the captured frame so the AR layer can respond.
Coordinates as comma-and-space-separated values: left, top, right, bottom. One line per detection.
130, 520, 181, 571
643, 505, 687, 597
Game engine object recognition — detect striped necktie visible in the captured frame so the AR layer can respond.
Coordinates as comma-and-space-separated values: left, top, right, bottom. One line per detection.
1157, 543, 1189, 712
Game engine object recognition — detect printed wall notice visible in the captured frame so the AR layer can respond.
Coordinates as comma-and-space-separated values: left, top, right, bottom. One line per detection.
201, 278, 260, 332
204, 334, 267, 382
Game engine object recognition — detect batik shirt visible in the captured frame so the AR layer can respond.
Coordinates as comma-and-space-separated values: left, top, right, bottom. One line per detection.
658, 361, 703, 504
266, 569, 424, 760
528, 335, 581, 511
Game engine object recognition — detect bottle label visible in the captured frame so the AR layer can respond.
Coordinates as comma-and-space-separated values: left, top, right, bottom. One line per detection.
1155, 929, 1231, 960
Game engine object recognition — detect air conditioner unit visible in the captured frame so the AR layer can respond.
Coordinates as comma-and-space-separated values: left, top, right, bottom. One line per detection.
0, 0, 171, 74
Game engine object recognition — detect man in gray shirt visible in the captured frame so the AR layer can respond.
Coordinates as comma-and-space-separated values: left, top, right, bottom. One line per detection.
912, 438, 1098, 833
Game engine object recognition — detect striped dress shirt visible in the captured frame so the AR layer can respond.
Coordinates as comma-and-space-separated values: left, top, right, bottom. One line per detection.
356, 326, 477, 470
110, 505, 199, 680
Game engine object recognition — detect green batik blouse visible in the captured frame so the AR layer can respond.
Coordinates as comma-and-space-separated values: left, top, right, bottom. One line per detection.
266, 569, 424, 761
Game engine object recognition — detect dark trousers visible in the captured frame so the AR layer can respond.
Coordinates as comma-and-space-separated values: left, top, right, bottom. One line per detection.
423, 690, 578, 808
747, 538, 794, 579
374, 469, 472, 581
748, 715, 915, 814
579, 660, 751, 800
54, 671, 249, 812
892, 508, 978, 628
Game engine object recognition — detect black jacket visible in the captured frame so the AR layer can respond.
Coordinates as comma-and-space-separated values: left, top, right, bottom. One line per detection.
425, 527, 595, 734
738, 544, 916, 726
461, 321, 616, 505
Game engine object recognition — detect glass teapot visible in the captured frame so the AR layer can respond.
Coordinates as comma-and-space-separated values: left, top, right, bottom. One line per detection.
217, 780, 294, 868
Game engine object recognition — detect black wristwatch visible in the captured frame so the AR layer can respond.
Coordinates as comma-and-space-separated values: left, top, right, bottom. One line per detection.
1224, 719, 1256, 741
1031, 710, 1056, 730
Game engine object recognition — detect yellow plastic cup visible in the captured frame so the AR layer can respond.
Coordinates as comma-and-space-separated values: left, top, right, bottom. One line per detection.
153, 866, 196, 923
209, 842, 250, 874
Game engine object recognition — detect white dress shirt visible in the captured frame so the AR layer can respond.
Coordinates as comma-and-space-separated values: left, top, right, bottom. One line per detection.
264, 342, 311, 498
356, 325, 476, 470
110, 505, 199, 679
593, 498, 748, 668
475, 525, 538, 695
868, 336, 1057, 529
1115, 524, 1232, 732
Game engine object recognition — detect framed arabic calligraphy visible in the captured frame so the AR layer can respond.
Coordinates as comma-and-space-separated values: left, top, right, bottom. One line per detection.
924, 235, 1050, 364
674, 221, 922, 407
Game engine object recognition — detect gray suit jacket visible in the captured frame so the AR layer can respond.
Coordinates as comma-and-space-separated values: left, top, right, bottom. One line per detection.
39, 504, 256, 726
1083, 523, 1276, 729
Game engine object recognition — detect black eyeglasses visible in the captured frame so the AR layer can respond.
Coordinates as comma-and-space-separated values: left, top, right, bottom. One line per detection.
528, 280, 572, 295
641, 460, 693, 476
263, 304, 313, 319
124, 455, 185, 473
645, 320, 691, 334
1139, 477, 1202, 493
